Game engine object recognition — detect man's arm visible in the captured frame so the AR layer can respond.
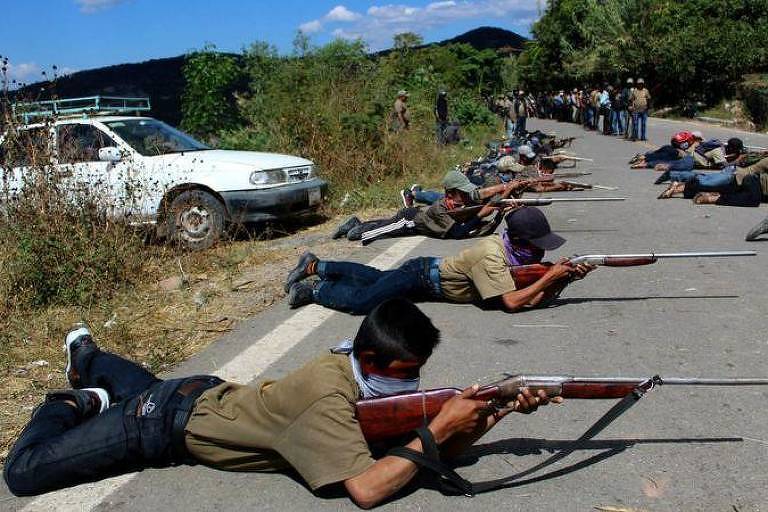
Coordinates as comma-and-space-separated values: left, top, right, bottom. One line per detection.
476, 180, 531, 200
500, 261, 593, 312
344, 386, 551, 508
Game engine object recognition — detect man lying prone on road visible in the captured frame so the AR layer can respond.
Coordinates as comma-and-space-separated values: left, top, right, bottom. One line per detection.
333, 170, 531, 245
287, 207, 595, 315
3, 299, 556, 509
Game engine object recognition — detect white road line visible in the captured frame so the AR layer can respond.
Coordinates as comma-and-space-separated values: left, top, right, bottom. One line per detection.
19, 236, 427, 512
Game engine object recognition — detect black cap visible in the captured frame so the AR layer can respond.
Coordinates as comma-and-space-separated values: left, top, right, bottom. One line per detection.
726, 138, 744, 155
505, 207, 566, 250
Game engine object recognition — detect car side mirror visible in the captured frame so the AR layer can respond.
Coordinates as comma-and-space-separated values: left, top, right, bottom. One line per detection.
99, 147, 122, 162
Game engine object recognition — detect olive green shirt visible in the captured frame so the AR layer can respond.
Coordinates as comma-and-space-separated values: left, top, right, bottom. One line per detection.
413, 200, 456, 238
184, 354, 374, 490
439, 236, 517, 302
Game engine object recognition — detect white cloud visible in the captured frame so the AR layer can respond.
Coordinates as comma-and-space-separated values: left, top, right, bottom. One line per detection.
326, 5, 361, 22
299, 20, 323, 34
299, 4, 363, 35
3, 62, 42, 84
75, 0, 128, 14
299, 0, 538, 49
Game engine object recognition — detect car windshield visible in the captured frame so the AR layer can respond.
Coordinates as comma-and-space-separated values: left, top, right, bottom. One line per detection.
103, 119, 209, 156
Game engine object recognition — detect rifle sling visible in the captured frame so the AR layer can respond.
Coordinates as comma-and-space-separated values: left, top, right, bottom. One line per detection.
386, 379, 655, 497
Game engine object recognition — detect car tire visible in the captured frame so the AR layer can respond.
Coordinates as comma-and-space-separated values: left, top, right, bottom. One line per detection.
166, 190, 226, 251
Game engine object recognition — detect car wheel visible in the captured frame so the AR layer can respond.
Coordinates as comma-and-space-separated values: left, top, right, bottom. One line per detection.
166, 190, 226, 251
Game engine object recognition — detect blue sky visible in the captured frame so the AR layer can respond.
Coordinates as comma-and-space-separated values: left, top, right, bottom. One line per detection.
1, 0, 540, 85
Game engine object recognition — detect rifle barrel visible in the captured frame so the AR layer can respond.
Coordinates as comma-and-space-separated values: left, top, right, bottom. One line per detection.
505, 197, 626, 203
645, 251, 756, 258
569, 377, 768, 386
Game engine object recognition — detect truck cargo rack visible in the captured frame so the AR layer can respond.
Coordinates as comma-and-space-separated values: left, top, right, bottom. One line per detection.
12, 96, 151, 123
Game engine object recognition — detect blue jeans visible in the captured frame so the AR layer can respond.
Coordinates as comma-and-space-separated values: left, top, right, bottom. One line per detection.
514, 116, 527, 136
611, 109, 623, 134
694, 166, 736, 190
4, 348, 221, 496
414, 189, 443, 205
506, 119, 515, 139
632, 111, 648, 140
314, 257, 441, 315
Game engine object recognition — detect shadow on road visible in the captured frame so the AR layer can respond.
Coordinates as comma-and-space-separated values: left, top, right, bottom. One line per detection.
554, 294, 739, 305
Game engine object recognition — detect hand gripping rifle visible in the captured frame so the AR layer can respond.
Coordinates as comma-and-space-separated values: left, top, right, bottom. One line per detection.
447, 197, 625, 223
511, 251, 755, 288
356, 374, 768, 495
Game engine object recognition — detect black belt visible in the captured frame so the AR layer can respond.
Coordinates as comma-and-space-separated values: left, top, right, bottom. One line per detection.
171, 376, 224, 463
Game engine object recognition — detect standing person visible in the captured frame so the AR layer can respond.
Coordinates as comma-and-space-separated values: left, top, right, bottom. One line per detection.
610, 84, 623, 135
571, 88, 580, 123
580, 88, 591, 129
589, 87, 601, 130
2, 302, 556, 508
514, 90, 528, 136
392, 90, 411, 132
599, 85, 612, 135
629, 78, 651, 141
503, 92, 516, 139
623, 78, 634, 139
435, 90, 449, 144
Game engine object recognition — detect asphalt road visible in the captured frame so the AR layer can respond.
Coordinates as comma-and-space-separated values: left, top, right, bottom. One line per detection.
3, 117, 768, 512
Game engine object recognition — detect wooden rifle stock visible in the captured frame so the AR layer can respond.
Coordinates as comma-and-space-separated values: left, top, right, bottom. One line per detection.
509, 256, 659, 288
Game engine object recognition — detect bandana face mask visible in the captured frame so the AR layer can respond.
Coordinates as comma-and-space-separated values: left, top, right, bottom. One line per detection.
501, 231, 545, 266
332, 340, 420, 398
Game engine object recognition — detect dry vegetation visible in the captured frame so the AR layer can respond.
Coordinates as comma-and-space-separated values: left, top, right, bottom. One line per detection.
0, 107, 497, 459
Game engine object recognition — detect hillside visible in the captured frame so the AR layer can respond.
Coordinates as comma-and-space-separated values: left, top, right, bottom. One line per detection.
14, 27, 526, 125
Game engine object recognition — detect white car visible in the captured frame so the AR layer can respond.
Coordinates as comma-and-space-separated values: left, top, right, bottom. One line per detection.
0, 112, 327, 250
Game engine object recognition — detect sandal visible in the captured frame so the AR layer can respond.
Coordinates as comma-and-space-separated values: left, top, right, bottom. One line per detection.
693, 192, 720, 205
657, 182, 683, 199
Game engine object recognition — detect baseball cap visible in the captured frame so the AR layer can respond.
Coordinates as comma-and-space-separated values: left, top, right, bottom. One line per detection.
636, 78, 645, 84
442, 170, 478, 193
691, 130, 703, 140
517, 145, 536, 159
397, 89, 409, 97
626, 78, 634, 84
505, 207, 566, 250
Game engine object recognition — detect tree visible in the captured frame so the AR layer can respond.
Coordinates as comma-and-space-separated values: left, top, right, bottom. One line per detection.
180, 44, 244, 139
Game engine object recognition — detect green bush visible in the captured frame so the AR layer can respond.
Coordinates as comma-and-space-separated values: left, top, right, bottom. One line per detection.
740, 74, 768, 129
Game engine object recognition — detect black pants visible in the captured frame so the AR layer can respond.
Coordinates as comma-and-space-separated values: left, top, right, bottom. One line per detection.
347, 207, 421, 243
4, 348, 221, 496
716, 175, 765, 207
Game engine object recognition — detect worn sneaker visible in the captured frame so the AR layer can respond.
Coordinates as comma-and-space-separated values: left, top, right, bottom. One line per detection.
46, 388, 110, 419
284, 251, 319, 293
410, 183, 422, 193
400, 188, 414, 208
332, 216, 361, 240
64, 324, 98, 389
745, 215, 768, 241
288, 282, 315, 309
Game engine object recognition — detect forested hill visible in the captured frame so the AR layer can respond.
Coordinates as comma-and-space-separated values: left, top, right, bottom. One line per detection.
13, 27, 527, 125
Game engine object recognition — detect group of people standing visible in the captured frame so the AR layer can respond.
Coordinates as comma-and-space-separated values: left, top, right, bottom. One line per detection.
534, 79, 652, 142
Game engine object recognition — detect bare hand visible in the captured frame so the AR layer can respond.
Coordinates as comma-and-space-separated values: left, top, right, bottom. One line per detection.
545, 258, 575, 281
477, 204, 500, 218
495, 389, 563, 420
429, 385, 494, 443
654, 163, 670, 172
503, 179, 532, 197
570, 263, 596, 280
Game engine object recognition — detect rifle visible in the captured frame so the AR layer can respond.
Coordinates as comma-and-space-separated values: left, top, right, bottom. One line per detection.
559, 180, 618, 191
446, 197, 626, 223
356, 374, 768, 443
541, 155, 594, 162
511, 251, 755, 288
745, 145, 768, 154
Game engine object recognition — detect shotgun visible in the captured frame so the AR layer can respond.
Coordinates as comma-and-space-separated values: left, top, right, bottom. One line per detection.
541, 155, 594, 162
558, 180, 618, 191
447, 197, 625, 222
356, 374, 768, 442
511, 251, 756, 288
